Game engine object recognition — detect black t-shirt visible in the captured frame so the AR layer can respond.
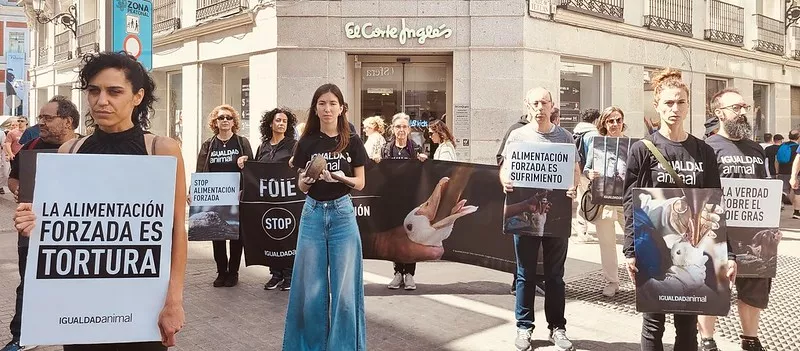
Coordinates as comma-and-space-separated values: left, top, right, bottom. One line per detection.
622, 132, 721, 258
765, 144, 779, 176
208, 136, 241, 173
705, 135, 768, 179
9, 138, 61, 180
777, 142, 799, 175
293, 131, 367, 201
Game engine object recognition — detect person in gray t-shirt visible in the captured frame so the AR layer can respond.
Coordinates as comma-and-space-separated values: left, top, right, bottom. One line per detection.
499, 87, 579, 351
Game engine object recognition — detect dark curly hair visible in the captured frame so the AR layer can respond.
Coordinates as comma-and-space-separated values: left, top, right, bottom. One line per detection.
260, 107, 298, 142
78, 51, 157, 129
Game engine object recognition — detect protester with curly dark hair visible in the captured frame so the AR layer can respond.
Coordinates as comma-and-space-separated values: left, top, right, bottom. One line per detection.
14, 51, 188, 349
237, 107, 297, 291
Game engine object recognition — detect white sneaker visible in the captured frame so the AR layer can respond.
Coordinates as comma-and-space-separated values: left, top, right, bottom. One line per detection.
388, 272, 403, 289
602, 282, 619, 297
515, 328, 533, 351
549, 328, 574, 350
403, 273, 416, 290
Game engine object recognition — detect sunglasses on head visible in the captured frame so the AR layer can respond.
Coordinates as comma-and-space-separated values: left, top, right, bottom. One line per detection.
217, 115, 234, 121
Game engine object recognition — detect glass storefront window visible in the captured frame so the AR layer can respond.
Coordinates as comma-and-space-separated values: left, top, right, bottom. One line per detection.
168, 72, 183, 145
753, 83, 769, 142
223, 64, 250, 140
560, 61, 602, 131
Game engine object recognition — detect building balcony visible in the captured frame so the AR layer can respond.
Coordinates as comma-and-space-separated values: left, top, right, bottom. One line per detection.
53, 31, 72, 62
753, 14, 785, 56
37, 46, 49, 66
77, 19, 99, 55
704, 0, 743, 47
557, 0, 624, 22
644, 0, 693, 37
196, 0, 247, 22
154, 0, 181, 34
791, 26, 800, 60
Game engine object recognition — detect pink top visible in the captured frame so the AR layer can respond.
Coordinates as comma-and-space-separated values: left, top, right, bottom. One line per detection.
6, 129, 22, 155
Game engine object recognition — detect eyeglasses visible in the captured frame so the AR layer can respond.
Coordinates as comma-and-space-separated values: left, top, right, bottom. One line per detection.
527, 100, 551, 107
37, 114, 62, 123
393, 125, 409, 130
606, 118, 624, 125
720, 104, 751, 113
217, 115, 234, 121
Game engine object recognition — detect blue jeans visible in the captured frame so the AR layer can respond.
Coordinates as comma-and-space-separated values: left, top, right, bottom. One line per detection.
282, 195, 367, 351
514, 234, 568, 330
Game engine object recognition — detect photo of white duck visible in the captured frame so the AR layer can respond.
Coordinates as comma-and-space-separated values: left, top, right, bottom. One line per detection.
403, 177, 479, 247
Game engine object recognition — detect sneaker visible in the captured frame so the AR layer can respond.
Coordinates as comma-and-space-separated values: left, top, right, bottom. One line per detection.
602, 282, 619, 297
279, 279, 291, 291
223, 272, 238, 287
213, 273, 227, 287
701, 338, 719, 351
388, 272, 403, 289
403, 274, 416, 290
549, 328, 574, 351
264, 276, 283, 290
793, 213, 800, 219
1, 341, 21, 351
741, 335, 765, 351
515, 328, 533, 351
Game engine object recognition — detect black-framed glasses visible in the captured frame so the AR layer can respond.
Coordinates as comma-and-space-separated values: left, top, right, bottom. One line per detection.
720, 104, 751, 113
217, 115, 234, 121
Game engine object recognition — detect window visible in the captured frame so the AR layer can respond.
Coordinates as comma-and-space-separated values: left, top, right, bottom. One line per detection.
642, 68, 663, 134
706, 77, 728, 117
560, 61, 603, 131
167, 72, 183, 145
752, 83, 770, 142
223, 64, 250, 140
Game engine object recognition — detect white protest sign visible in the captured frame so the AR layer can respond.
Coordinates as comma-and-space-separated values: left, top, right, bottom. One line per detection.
22, 153, 176, 346
721, 178, 782, 228
190, 172, 240, 206
505, 142, 576, 190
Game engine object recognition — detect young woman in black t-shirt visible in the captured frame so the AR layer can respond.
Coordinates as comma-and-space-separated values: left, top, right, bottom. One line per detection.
15, 51, 186, 350
282, 84, 367, 350
236, 107, 298, 291
195, 104, 253, 288
623, 69, 735, 351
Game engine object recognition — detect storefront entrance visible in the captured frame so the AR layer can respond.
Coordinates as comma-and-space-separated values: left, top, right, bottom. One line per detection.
351, 55, 452, 155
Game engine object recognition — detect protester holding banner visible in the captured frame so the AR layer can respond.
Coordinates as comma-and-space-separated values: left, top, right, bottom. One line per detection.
622, 68, 731, 351
429, 118, 457, 161
282, 83, 367, 351
238, 107, 298, 291
381, 112, 428, 290
500, 87, 579, 351
362, 115, 387, 162
14, 51, 187, 349
583, 106, 627, 297
703, 88, 773, 351
196, 104, 253, 288
1, 95, 79, 351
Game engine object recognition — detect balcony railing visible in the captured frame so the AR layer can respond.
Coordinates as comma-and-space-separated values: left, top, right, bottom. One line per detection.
38, 46, 49, 65
154, 0, 181, 33
754, 14, 785, 56
704, 0, 743, 46
792, 26, 800, 60
77, 19, 99, 55
53, 31, 72, 62
196, 0, 247, 22
557, 0, 624, 22
644, 0, 693, 37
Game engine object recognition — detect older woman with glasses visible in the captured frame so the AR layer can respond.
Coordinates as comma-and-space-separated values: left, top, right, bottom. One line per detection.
196, 104, 253, 288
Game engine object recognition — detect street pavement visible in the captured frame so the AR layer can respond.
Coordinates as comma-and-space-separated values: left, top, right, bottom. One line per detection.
2, 190, 798, 351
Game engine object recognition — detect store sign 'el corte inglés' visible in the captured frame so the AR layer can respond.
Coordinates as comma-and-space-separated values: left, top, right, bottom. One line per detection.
345, 18, 453, 45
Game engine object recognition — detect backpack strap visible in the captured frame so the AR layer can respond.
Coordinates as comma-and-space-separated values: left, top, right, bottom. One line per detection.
67, 136, 88, 154
642, 139, 685, 187
27, 137, 41, 150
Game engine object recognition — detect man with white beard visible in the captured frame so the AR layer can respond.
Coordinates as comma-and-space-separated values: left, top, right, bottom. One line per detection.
702, 88, 767, 351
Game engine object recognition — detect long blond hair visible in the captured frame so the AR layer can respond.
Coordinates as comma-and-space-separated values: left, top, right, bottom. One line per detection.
363, 116, 386, 135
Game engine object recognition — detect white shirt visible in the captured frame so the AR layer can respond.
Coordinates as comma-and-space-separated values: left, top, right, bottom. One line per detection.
363, 133, 386, 160
434, 141, 457, 161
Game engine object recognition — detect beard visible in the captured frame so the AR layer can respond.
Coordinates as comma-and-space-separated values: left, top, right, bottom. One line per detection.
723, 115, 752, 140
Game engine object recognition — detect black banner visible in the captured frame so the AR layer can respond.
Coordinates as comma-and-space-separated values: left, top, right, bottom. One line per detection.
589, 136, 638, 206
18, 149, 58, 203
240, 160, 514, 272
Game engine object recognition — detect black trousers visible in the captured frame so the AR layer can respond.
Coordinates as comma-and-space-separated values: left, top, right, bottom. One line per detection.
212, 239, 243, 274
63, 342, 167, 351
393, 262, 416, 276
640, 313, 698, 351
9, 236, 26, 342
269, 263, 294, 280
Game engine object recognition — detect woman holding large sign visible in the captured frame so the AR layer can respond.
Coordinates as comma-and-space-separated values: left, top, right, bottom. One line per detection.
283, 83, 368, 350
622, 69, 733, 351
15, 51, 186, 349
196, 104, 253, 288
